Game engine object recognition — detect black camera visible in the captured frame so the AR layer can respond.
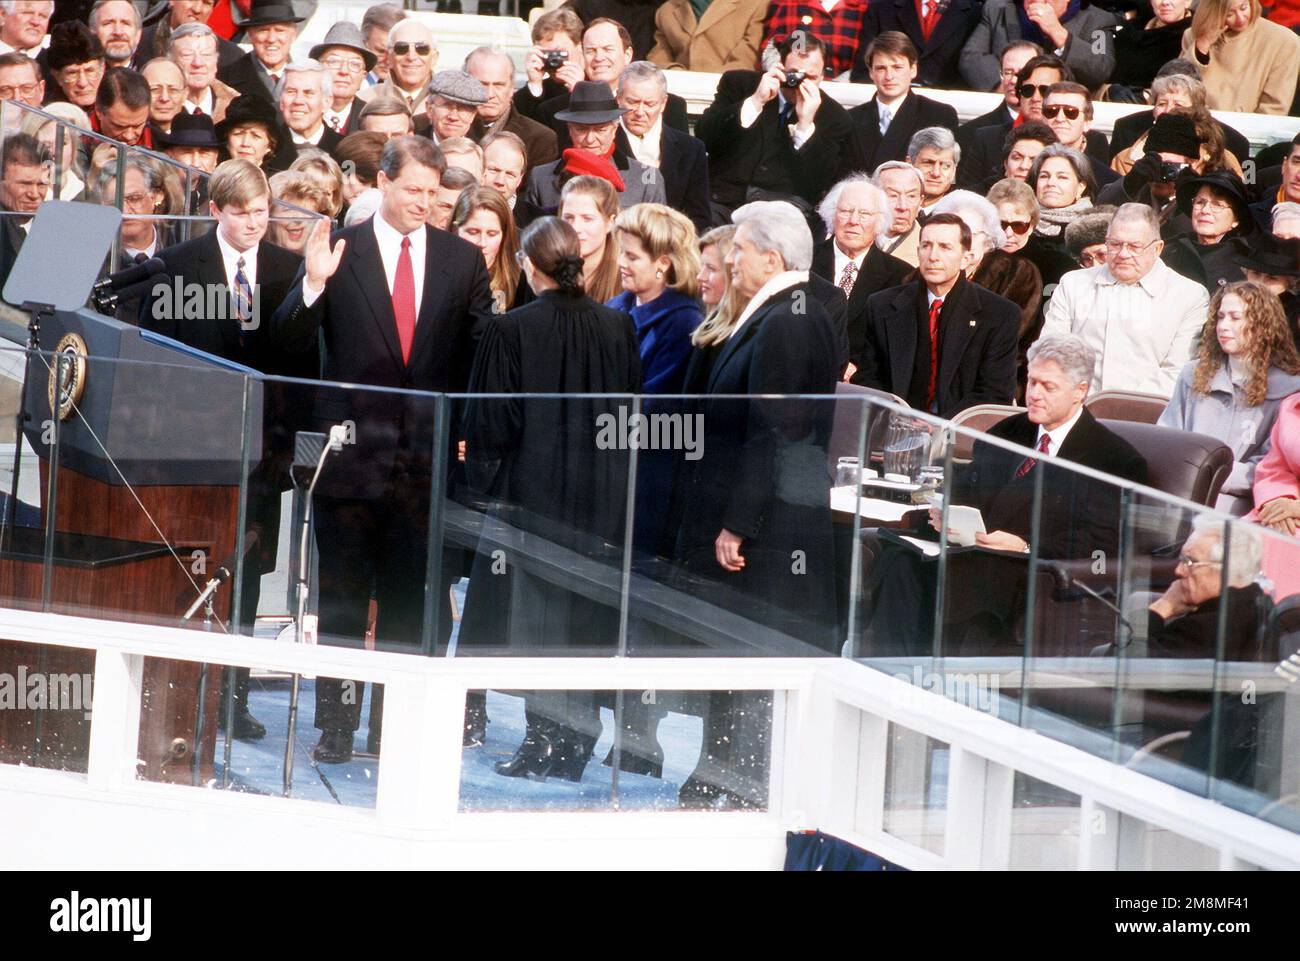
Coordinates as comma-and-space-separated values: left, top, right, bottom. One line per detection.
782, 69, 806, 89
542, 49, 568, 73
1156, 160, 1189, 183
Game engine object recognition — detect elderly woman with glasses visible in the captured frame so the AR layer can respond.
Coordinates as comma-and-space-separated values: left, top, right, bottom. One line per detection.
1161, 170, 1253, 292
1160, 281, 1300, 514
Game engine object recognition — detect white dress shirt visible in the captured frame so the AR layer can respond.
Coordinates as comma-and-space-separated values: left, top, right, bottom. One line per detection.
831, 242, 869, 287
184, 88, 215, 115
305, 210, 425, 313
621, 116, 663, 168
215, 229, 258, 294
290, 123, 326, 146
325, 101, 354, 132
729, 270, 809, 339
1034, 404, 1083, 455
1041, 259, 1208, 397
122, 237, 158, 260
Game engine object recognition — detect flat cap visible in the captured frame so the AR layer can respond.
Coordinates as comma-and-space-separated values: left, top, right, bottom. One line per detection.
428, 70, 487, 107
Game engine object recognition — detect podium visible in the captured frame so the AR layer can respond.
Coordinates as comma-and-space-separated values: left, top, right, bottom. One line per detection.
0, 306, 263, 783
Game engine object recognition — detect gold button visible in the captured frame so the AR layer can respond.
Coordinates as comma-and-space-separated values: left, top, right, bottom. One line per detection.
801, 14, 812, 23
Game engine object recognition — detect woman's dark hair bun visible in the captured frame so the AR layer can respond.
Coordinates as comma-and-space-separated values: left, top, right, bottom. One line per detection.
520, 216, 587, 296
552, 254, 585, 294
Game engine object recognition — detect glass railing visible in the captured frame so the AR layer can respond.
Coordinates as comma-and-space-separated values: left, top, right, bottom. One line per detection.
0, 335, 1294, 827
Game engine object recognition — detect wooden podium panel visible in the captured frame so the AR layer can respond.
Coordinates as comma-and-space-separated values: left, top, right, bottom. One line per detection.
0, 465, 241, 784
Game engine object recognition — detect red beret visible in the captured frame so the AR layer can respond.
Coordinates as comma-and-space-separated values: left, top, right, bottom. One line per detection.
562, 148, 625, 192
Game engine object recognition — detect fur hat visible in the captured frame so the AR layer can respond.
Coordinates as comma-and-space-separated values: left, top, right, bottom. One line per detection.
1064, 205, 1118, 259
47, 20, 105, 72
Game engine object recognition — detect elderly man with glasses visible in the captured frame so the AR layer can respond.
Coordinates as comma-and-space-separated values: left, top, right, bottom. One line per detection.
365, 18, 437, 116
1042, 203, 1207, 397
311, 21, 376, 135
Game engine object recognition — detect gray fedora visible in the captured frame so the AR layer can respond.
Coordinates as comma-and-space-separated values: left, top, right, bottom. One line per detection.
309, 21, 378, 73
554, 81, 627, 125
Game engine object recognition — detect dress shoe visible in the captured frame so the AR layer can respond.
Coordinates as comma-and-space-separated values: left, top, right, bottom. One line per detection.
313, 730, 354, 764
494, 729, 555, 778
217, 709, 267, 741
602, 742, 664, 779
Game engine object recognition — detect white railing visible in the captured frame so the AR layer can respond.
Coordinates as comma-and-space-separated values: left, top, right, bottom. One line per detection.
0, 606, 1297, 869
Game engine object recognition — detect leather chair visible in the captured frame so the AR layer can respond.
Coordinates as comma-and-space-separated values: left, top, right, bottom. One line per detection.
941, 403, 1025, 463
827, 382, 906, 474
1084, 389, 1169, 425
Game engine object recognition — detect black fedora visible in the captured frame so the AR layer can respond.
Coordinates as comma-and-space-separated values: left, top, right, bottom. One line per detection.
241, 0, 305, 28
155, 110, 221, 149
553, 81, 627, 125
1175, 170, 1253, 229
1233, 232, 1300, 278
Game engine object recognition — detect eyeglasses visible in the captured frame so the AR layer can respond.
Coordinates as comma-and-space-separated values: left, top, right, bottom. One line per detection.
1000, 218, 1032, 235
391, 42, 432, 57
322, 56, 367, 74
1105, 237, 1160, 255
1041, 103, 1083, 121
1078, 249, 1106, 268
1176, 554, 1222, 572
1017, 83, 1053, 100
0, 82, 38, 99
1192, 196, 1232, 212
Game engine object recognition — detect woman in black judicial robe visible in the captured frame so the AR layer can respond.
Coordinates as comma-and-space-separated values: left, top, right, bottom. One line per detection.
457, 216, 643, 782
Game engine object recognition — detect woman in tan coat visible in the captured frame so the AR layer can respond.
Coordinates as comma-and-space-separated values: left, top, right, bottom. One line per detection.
1180, 0, 1300, 115
648, 0, 770, 72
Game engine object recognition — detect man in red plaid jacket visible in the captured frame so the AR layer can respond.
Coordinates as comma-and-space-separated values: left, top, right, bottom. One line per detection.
761, 0, 870, 79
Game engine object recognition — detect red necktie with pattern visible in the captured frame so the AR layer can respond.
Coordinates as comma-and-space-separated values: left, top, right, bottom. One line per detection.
392, 235, 416, 364
1016, 434, 1051, 478
926, 297, 943, 411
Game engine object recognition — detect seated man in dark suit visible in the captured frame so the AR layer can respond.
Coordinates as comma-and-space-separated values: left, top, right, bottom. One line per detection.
849, 0, 983, 89
616, 60, 712, 233
856, 213, 1019, 416
696, 32, 852, 220
140, 159, 317, 740
843, 31, 958, 177
864, 332, 1149, 656
465, 44, 558, 177
955, 40, 1040, 153
812, 174, 911, 383
1041, 81, 1117, 187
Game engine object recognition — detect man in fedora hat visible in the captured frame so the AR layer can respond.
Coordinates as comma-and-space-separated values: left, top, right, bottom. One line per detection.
156, 109, 221, 173
311, 21, 376, 136
219, 0, 304, 103
416, 69, 486, 145
522, 79, 667, 214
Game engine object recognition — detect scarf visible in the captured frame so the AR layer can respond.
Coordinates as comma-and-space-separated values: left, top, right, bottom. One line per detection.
689, 0, 713, 20
1035, 197, 1093, 237
1016, 0, 1081, 48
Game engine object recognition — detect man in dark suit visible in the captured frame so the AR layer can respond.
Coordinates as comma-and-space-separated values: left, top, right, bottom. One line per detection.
864, 332, 1148, 656
616, 61, 712, 232
140, 158, 316, 739
465, 45, 558, 176
812, 175, 911, 383
844, 31, 958, 177
217, 0, 302, 103
850, 0, 983, 90
510, 7, 585, 124
0, 132, 47, 291
278, 60, 342, 157
955, 40, 1040, 153
133, 0, 244, 72
696, 32, 852, 220
958, 53, 1071, 190
857, 213, 1018, 416
311, 21, 375, 136
269, 136, 495, 763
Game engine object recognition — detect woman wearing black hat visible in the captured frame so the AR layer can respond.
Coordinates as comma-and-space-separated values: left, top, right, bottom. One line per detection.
1235, 232, 1300, 342
1162, 170, 1253, 291
458, 216, 643, 779
216, 93, 295, 174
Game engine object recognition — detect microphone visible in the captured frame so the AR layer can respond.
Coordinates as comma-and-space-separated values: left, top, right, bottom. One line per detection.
92, 256, 166, 295
1047, 562, 1139, 644
181, 529, 260, 622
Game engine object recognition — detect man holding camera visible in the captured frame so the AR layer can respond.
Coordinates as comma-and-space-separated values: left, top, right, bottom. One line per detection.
696, 32, 851, 220
1097, 112, 1204, 236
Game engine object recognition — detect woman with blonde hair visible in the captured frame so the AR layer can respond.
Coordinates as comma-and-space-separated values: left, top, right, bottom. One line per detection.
289, 148, 344, 220
691, 224, 743, 352
451, 186, 522, 313
21, 102, 89, 200
1181, 0, 1300, 115
267, 170, 333, 253
608, 203, 703, 395
559, 175, 620, 304
1160, 281, 1300, 514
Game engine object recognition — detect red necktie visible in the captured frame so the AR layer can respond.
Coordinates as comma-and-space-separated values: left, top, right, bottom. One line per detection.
1015, 434, 1051, 478
392, 235, 416, 364
926, 297, 943, 411
920, 0, 941, 39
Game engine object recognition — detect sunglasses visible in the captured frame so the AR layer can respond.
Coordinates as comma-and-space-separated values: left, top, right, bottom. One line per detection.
1017, 83, 1053, 100
1041, 103, 1083, 120
391, 42, 432, 57
1001, 219, 1032, 235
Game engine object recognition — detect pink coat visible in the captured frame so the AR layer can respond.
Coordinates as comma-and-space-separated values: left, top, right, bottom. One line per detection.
1248, 394, 1300, 598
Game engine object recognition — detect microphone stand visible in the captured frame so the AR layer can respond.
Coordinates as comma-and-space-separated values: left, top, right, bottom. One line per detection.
1049, 563, 1140, 651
